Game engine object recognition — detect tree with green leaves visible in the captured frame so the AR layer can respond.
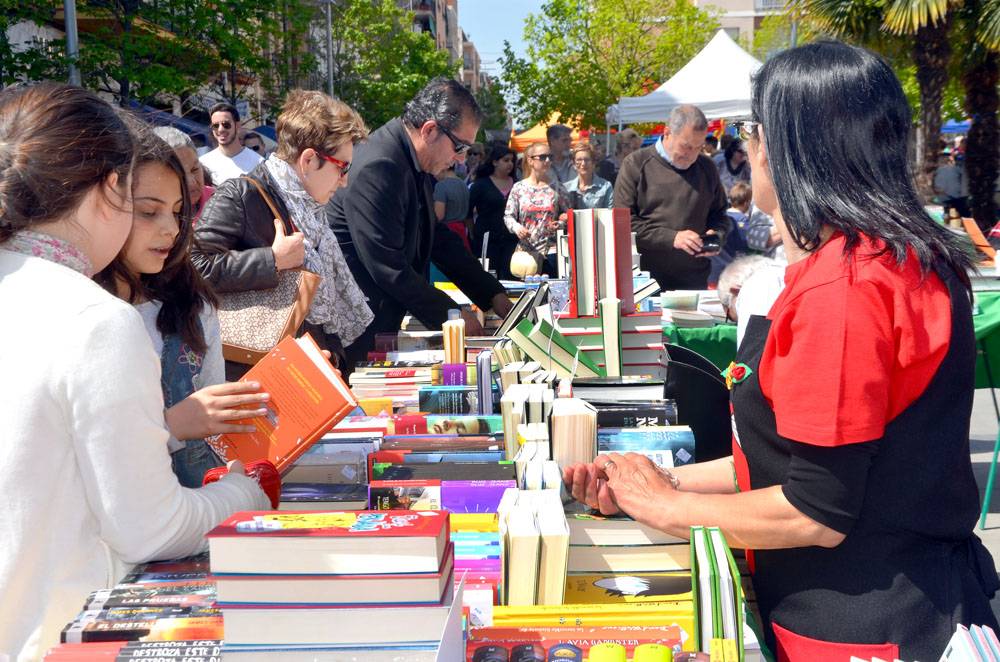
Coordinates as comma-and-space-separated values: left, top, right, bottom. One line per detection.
801, 0, 999, 226
0, 0, 316, 120
474, 79, 509, 133
325, 0, 457, 129
498, 0, 719, 129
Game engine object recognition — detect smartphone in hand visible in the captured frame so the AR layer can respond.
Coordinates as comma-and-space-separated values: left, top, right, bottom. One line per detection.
696, 232, 721, 255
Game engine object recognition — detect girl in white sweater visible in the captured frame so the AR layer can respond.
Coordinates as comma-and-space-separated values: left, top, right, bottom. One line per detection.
95, 125, 269, 488
0, 84, 270, 661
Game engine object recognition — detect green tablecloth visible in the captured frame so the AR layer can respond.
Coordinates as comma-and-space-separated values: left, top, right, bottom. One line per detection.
661, 291, 1000, 388
663, 323, 738, 372
975, 291, 1000, 389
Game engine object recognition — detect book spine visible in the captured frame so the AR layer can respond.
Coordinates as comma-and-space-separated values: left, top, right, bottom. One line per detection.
567, 209, 581, 317
442, 363, 468, 386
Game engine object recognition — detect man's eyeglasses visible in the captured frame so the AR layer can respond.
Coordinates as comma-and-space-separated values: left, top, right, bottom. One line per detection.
211, 121, 233, 131
736, 121, 759, 141
436, 123, 472, 155
317, 151, 352, 175
530, 154, 552, 162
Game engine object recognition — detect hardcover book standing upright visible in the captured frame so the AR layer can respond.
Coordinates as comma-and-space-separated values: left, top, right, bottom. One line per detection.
213, 333, 357, 474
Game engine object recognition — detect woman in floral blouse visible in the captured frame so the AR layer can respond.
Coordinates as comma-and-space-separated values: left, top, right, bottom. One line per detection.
503, 141, 570, 277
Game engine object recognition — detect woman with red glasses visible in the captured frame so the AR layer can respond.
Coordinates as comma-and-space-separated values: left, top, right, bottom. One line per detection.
193, 90, 372, 377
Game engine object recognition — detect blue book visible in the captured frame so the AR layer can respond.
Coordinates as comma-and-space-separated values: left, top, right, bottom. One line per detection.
597, 426, 696, 465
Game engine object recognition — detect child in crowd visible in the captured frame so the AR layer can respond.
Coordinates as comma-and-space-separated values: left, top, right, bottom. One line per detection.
709, 181, 752, 286
0, 83, 269, 661
95, 125, 269, 487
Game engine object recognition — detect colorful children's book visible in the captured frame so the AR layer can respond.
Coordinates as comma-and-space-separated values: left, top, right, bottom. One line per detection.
212, 334, 357, 473
206, 510, 450, 575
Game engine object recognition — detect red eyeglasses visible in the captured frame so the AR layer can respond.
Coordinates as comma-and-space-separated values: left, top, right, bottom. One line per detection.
317, 152, 351, 175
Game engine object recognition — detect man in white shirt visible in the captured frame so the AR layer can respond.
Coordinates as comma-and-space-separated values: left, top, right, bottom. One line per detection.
199, 102, 263, 184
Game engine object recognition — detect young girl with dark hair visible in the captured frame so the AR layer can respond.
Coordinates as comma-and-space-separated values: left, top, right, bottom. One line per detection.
0, 83, 268, 661
563, 41, 997, 660
95, 126, 269, 488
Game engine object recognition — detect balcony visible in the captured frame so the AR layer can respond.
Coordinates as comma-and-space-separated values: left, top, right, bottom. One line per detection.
754, 0, 787, 12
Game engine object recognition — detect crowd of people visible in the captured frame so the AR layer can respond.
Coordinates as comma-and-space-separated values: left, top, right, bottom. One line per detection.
1, 38, 998, 662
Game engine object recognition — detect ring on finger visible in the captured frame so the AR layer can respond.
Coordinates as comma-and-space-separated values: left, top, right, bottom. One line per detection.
602, 459, 616, 472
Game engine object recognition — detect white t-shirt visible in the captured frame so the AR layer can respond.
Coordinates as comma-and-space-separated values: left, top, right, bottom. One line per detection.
199, 146, 263, 184
735, 260, 786, 348
0, 250, 268, 660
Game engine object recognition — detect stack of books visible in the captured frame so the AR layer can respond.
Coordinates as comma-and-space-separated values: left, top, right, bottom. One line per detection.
207, 510, 461, 659
50, 555, 222, 651
555, 310, 666, 378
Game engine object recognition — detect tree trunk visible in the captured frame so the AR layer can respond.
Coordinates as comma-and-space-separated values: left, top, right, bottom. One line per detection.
962, 51, 1000, 230
912, 17, 951, 200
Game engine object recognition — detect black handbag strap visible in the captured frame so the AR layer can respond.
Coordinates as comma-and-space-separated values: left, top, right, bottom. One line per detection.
240, 176, 298, 234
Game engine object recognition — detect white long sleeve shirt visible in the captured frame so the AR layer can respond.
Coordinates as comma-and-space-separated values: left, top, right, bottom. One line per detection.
0, 249, 268, 661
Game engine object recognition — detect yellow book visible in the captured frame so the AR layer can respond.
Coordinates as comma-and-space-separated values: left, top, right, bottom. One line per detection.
357, 397, 392, 416
451, 513, 497, 532
710, 638, 726, 662
722, 638, 739, 662
564, 572, 692, 604
491, 602, 697, 650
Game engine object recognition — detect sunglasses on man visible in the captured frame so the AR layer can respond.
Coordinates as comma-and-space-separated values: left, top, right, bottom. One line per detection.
436, 123, 472, 155
211, 121, 233, 131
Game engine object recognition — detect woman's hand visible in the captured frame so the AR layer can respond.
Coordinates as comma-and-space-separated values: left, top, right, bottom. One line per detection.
563, 462, 621, 515
564, 453, 681, 530
165, 382, 269, 440
516, 227, 531, 240
271, 218, 305, 270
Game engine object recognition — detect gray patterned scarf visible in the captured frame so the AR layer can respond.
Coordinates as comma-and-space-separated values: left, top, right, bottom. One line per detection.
264, 154, 373, 345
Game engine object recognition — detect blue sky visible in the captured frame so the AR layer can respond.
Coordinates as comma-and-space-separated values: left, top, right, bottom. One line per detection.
457, 0, 534, 80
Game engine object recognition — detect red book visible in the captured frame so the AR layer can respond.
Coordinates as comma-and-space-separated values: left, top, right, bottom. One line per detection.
206, 510, 450, 575
212, 334, 357, 474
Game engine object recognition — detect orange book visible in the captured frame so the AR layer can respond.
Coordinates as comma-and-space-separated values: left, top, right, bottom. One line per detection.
213, 334, 357, 473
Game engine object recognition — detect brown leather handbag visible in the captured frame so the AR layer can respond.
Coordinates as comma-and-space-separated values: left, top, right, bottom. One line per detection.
217, 177, 321, 365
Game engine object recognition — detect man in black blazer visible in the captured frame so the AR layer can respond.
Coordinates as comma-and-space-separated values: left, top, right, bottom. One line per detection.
328, 78, 513, 366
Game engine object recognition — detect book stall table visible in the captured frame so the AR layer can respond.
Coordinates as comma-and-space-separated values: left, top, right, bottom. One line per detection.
970, 290, 1000, 528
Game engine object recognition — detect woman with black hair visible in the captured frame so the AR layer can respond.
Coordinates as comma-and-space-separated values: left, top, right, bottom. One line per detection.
469, 143, 517, 280
563, 41, 998, 660
717, 138, 751, 193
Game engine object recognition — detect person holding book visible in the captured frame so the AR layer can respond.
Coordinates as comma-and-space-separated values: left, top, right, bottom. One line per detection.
0, 83, 271, 662
95, 125, 269, 488
503, 141, 571, 278
564, 41, 998, 660
193, 90, 373, 377
469, 144, 517, 280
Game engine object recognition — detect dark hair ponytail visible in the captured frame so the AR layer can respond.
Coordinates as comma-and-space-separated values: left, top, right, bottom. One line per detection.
751, 40, 972, 280
0, 83, 134, 243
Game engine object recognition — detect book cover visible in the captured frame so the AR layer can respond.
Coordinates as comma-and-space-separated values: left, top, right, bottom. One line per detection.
60, 607, 222, 644
418, 385, 479, 415
593, 401, 679, 428
389, 414, 503, 435
442, 480, 518, 513
213, 334, 357, 473
564, 572, 693, 604
368, 479, 443, 510
83, 583, 216, 611
207, 510, 447, 540
278, 483, 369, 508
120, 555, 210, 585
597, 427, 696, 466
466, 625, 684, 661
374, 462, 516, 483
442, 363, 468, 385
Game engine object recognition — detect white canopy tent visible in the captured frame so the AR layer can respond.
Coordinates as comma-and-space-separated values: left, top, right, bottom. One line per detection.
606, 30, 763, 126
